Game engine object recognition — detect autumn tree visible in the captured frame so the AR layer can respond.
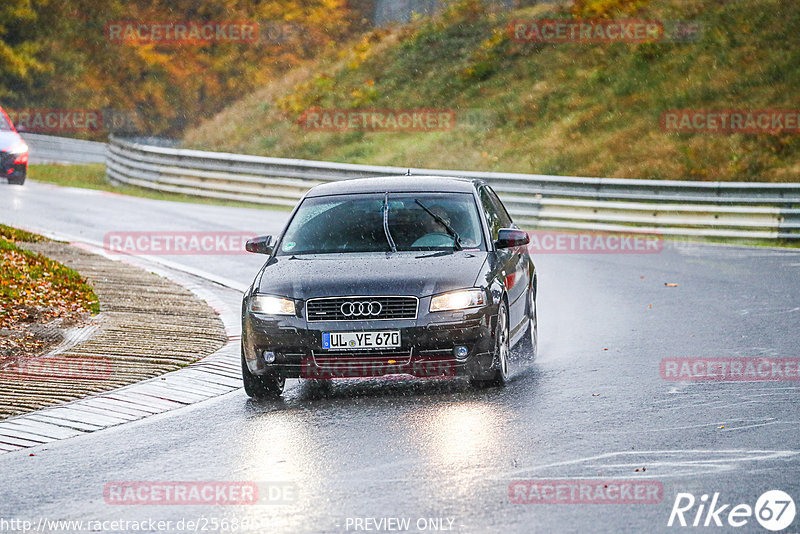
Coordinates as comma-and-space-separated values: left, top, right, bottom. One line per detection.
1, 0, 361, 137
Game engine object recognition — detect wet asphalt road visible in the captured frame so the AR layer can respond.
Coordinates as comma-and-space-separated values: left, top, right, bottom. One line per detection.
1, 181, 799, 533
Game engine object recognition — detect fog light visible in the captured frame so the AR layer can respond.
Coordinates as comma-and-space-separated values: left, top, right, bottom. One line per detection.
263, 351, 277, 364
454, 346, 469, 360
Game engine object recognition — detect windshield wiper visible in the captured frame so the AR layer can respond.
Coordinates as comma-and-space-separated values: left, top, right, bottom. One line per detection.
415, 199, 463, 250
383, 193, 397, 253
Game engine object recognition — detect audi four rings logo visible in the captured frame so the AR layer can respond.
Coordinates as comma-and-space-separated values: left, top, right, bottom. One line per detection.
341, 301, 383, 317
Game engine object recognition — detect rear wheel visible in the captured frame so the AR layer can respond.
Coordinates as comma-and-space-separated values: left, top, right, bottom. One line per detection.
471, 300, 510, 388
8, 177, 25, 185
241, 352, 285, 399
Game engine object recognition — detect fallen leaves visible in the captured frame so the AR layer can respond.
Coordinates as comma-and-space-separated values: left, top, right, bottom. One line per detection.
0, 225, 49, 243
1, 235, 98, 360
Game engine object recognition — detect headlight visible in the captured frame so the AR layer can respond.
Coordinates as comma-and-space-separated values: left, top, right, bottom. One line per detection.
6, 141, 28, 155
250, 295, 295, 315
429, 289, 486, 312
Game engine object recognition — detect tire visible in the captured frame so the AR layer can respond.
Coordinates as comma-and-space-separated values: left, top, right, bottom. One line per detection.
241, 352, 285, 399
517, 288, 538, 361
471, 300, 510, 388
8, 177, 25, 185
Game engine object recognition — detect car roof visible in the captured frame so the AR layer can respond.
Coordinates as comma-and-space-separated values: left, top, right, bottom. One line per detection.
304, 175, 483, 197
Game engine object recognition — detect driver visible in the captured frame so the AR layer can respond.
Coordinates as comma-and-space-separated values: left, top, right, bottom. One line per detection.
420, 205, 451, 234
413, 205, 455, 248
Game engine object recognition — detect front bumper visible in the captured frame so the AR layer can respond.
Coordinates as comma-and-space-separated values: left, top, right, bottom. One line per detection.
242, 303, 498, 380
1, 151, 26, 181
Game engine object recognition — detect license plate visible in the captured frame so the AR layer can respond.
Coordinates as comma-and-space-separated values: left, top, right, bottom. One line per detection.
322, 331, 401, 350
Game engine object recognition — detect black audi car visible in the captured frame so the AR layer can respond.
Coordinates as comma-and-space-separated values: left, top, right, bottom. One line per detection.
0, 107, 28, 185
241, 176, 537, 397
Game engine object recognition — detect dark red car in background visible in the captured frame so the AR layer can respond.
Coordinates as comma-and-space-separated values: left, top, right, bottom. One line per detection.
0, 106, 28, 185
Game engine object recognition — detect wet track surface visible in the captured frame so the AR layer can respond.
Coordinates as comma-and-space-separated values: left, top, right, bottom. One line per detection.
1, 182, 799, 533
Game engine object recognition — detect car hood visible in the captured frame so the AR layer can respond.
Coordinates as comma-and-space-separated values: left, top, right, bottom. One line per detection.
0, 131, 22, 152
256, 251, 489, 299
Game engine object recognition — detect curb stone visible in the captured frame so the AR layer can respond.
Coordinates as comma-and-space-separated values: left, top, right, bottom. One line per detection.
0, 241, 244, 453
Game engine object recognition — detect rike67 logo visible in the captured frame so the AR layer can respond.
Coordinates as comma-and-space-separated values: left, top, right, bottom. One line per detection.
668, 490, 796, 531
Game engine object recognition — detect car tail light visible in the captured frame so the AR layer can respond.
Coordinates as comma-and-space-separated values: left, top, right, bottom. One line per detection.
14, 152, 28, 165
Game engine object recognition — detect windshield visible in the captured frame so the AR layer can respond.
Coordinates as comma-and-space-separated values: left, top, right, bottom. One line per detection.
0, 110, 13, 132
277, 192, 485, 255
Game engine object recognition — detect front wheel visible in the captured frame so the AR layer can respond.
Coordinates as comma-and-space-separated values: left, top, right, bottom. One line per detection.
471, 300, 510, 388
241, 352, 285, 399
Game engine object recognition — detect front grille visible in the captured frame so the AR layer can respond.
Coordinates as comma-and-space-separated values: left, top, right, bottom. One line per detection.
306, 296, 418, 322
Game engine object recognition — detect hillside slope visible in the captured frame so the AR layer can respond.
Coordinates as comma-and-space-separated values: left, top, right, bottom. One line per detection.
182, 0, 800, 182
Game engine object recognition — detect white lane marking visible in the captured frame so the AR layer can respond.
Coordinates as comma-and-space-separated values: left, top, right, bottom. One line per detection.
498, 449, 800, 479
720, 420, 791, 432
739, 306, 800, 316
574, 419, 798, 435
8, 222, 248, 293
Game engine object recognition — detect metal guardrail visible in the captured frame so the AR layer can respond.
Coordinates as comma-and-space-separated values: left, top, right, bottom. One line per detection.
23, 133, 106, 165
102, 135, 800, 239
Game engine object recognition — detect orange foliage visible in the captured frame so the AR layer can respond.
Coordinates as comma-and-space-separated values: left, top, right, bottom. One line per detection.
1, 0, 362, 137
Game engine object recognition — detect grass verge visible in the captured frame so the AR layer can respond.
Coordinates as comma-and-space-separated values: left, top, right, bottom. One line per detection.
183, 0, 800, 182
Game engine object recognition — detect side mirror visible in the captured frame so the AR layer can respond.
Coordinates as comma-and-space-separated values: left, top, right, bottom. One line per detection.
245, 235, 274, 255
495, 228, 529, 249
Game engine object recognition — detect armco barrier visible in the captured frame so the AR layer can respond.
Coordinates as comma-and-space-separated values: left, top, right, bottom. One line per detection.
99, 135, 797, 240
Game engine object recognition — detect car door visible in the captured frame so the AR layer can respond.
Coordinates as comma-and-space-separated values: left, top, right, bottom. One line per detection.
479, 185, 528, 336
